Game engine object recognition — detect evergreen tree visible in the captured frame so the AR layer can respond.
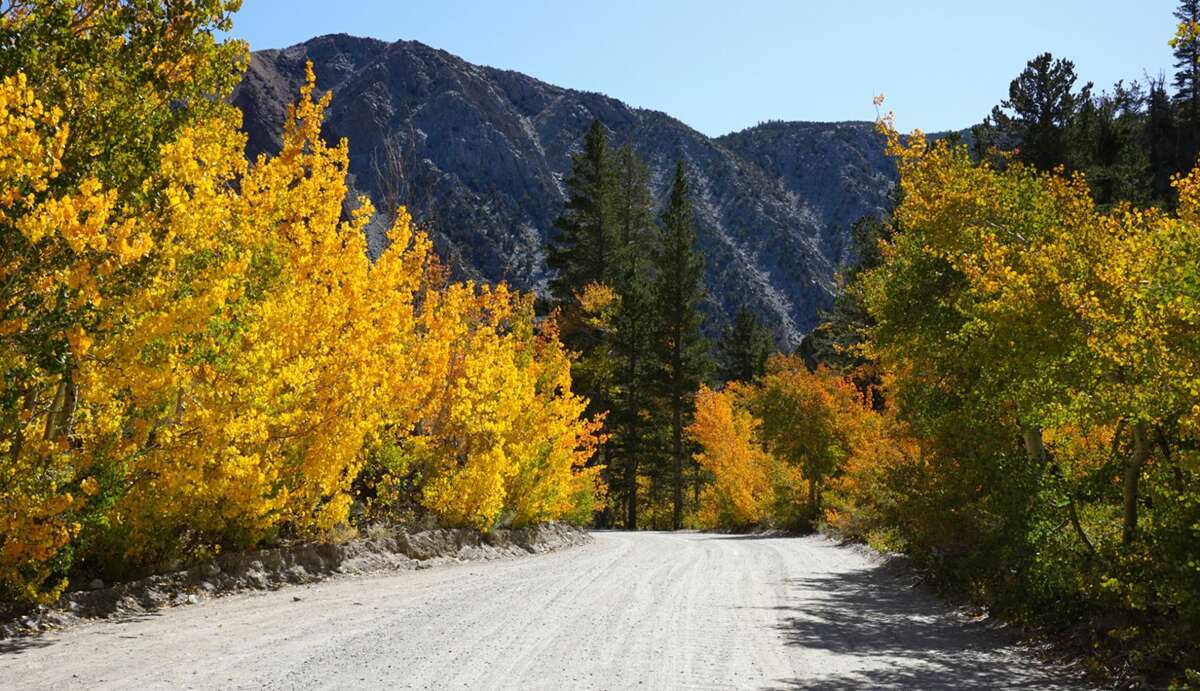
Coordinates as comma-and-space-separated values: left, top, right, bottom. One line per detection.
1173, 0, 1200, 121
1173, 0, 1200, 170
1148, 77, 1180, 202
717, 308, 773, 384
548, 119, 615, 305
608, 144, 658, 528
1069, 81, 1150, 207
983, 53, 1092, 171
651, 161, 709, 530
547, 119, 618, 521
798, 215, 890, 400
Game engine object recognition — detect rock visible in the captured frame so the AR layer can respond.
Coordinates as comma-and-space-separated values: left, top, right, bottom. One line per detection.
186, 594, 198, 605
88, 578, 105, 591
232, 35, 905, 346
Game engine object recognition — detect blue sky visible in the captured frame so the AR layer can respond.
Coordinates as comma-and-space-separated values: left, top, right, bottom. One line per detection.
229, 1, 1180, 137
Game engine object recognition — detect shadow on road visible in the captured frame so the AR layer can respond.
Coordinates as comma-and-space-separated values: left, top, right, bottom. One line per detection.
0, 609, 165, 657
0, 635, 55, 655
761, 563, 1080, 690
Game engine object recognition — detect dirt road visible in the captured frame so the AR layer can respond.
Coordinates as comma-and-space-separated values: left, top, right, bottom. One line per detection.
0, 531, 1084, 690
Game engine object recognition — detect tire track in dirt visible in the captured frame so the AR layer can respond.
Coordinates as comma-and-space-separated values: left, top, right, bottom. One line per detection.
0, 532, 1087, 690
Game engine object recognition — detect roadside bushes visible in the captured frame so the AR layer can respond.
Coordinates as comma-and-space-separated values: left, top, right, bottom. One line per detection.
842, 118, 1200, 680
693, 115, 1199, 678
690, 382, 786, 529
366, 286, 604, 531
688, 356, 879, 531
0, 4, 601, 603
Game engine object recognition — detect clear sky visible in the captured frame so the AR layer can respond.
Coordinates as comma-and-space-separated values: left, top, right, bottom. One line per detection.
228, 1, 1180, 137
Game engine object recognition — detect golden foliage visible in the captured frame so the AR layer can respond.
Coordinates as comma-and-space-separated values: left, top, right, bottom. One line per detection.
689, 383, 777, 528
400, 288, 604, 530
0, 71, 152, 600
0, 64, 602, 600
688, 357, 876, 531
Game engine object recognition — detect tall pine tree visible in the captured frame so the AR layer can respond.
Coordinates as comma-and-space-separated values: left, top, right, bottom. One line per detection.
1148, 77, 1181, 202
1069, 81, 1150, 206
1173, 0, 1200, 170
652, 161, 708, 530
548, 119, 615, 304
547, 119, 618, 518
608, 144, 658, 528
1173, 0, 1200, 120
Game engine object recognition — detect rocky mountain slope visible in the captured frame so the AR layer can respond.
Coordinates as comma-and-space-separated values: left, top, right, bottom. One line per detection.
233, 34, 897, 345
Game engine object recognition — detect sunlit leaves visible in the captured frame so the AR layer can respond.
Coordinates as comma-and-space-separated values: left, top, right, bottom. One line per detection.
688, 356, 878, 531
0, 60, 602, 600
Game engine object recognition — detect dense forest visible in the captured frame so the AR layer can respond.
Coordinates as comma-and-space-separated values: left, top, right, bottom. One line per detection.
2, 0, 1199, 687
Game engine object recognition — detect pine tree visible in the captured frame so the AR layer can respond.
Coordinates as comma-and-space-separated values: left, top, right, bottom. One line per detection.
651, 161, 708, 530
548, 119, 615, 304
608, 145, 658, 528
1173, 0, 1200, 121
797, 214, 890, 398
717, 308, 773, 384
546, 120, 618, 523
1148, 77, 1180, 202
1173, 0, 1200, 170
546, 121, 616, 399
1068, 81, 1149, 207
983, 53, 1092, 171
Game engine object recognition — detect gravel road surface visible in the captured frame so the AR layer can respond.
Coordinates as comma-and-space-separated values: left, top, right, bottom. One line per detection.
0, 531, 1086, 690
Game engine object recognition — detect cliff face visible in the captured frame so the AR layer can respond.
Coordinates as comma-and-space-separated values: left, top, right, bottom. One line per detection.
233, 34, 897, 345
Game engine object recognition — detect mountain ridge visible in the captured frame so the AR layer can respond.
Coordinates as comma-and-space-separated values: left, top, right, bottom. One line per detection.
232, 33, 899, 346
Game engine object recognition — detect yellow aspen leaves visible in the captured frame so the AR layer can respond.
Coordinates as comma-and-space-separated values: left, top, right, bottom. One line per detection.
689, 383, 777, 528
0, 64, 602, 601
688, 357, 877, 531
391, 287, 604, 531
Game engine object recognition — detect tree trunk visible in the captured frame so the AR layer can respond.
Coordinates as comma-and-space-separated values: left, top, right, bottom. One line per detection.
807, 476, 819, 520
672, 400, 683, 530
43, 371, 77, 444
1021, 427, 1046, 466
1122, 422, 1151, 547
1024, 426, 1096, 556
624, 446, 637, 530
625, 346, 641, 531
1155, 425, 1185, 492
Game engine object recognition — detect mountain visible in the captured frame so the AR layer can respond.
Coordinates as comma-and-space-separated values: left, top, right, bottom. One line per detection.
232, 34, 898, 346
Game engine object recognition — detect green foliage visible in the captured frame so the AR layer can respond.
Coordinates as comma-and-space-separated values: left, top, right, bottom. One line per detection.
548, 119, 615, 304
972, 38, 1197, 208
607, 144, 659, 528
1172, 0, 1200, 120
1070, 81, 1152, 206
833, 114, 1200, 683
797, 214, 890, 395
717, 308, 773, 384
547, 131, 714, 530
651, 161, 709, 530
979, 52, 1092, 172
